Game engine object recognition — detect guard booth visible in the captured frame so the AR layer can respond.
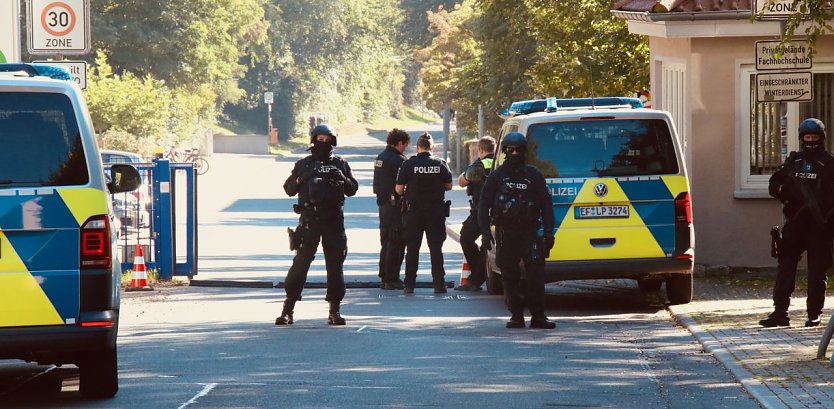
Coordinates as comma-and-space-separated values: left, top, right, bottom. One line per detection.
112, 158, 198, 280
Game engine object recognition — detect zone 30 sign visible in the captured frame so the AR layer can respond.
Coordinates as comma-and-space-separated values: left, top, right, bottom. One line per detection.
754, 0, 804, 19
28, 0, 90, 55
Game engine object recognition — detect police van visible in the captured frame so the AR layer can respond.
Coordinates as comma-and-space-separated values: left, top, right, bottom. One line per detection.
0, 64, 141, 398
487, 97, 694, 304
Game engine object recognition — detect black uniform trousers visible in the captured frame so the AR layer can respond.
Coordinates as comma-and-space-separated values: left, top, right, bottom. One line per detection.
774, 222, 833, 319
495, 226, 546, 316
378, 202, 405, 282
459, 211, 486, 286
285, 211, 347, 302
403, 207, 446, 287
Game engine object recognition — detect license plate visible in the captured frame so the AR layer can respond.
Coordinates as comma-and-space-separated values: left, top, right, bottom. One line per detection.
575, 205, 630, 219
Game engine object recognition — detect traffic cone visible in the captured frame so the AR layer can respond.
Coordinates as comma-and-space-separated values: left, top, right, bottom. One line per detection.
459, 262, 471, 287
126, 245, 153, 292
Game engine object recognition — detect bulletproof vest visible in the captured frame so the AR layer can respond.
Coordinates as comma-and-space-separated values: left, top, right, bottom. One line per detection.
307, 160, 346, 207
373, 146, 406, 205
404, 153, 448, 207
493, 170, 537, 224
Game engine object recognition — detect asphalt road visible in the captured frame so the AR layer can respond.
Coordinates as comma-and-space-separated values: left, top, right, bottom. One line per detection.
0, 128, 761, 408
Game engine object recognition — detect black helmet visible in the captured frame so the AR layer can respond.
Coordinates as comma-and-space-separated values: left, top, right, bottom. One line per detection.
799, 118, 826, 140
310, 124, 337, 146
502, 132, 527, 150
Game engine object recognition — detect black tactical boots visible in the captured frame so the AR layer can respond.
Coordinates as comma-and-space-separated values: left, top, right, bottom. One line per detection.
275, 299, 296, 325
328, 301, 346, 325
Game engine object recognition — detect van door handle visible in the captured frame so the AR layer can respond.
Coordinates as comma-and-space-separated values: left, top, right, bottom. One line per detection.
590, 238, 616, 247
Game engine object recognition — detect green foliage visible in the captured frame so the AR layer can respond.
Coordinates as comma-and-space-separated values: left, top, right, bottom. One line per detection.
416, 0, 649, 136
759, 0, 834, 57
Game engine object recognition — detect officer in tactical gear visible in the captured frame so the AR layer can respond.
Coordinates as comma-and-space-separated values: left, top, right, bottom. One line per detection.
479, 132, 556, 329
760, 118, 834, 328
395, 133, 453, 294
277, 124, 359, 326
373, 128, 411, 290
456, 136, 496, 291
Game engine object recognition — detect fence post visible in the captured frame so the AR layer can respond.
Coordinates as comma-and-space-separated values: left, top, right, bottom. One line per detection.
152, 158, 175, 280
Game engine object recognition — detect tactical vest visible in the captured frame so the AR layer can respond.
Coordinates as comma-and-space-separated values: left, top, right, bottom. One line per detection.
493, 173, 537, 224
466, 157, 493, 205
307, 161, 346, 207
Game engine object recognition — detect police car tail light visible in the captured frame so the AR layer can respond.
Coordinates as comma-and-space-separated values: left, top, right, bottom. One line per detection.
674, 192, 692, 224
81, 215, 112, 269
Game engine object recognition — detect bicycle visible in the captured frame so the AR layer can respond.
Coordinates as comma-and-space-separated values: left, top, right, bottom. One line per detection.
181, 148, 209, 175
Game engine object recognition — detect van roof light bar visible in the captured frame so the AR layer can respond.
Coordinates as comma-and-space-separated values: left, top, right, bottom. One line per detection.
0, 63, 73, 81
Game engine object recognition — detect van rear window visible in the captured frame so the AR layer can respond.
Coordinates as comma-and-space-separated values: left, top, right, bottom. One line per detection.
0, 92, 89, 187
526, 119, 680, 178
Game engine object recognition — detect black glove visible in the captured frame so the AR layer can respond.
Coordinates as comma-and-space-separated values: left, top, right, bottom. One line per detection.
330, 167, 347, 182
545, 235, 555, 252
297, 162, 318, 184
481, 230, 495, 251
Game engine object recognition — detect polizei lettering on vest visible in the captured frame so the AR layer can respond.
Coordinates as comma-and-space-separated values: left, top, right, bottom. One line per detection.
318, 165, 340, 173
506, 182, 528, 190
414, 166, 441, 174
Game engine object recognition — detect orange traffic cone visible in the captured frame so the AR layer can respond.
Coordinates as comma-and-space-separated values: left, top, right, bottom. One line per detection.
459, 262, 471, 287
126, 245, 153, 292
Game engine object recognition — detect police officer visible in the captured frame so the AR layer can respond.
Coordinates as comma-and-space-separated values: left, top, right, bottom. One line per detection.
760, 118, 834, 328
373, 128, 410, 290
276, 124, 359, 326
456, 136, 495, 291
395, 133, 453, 294
479, 132, 556, 329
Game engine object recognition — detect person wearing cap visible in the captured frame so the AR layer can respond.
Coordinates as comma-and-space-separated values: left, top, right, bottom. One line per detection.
276, 124, 359, 326
761, 118, 834, 328
395, 132, 453, 294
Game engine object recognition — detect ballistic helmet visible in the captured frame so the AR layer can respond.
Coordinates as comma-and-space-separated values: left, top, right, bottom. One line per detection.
799, 118, 826, 140
502, 132, 527, 151
310, 124, 337, 146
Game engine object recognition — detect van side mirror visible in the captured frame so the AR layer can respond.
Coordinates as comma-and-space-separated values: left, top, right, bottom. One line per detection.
107, 164, 141, 193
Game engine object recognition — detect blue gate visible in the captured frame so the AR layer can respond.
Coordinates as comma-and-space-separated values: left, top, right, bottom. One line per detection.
112, 158, 198, 279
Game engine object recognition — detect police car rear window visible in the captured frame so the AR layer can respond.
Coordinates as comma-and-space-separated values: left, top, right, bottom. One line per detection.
0, 92, 89, 187
526, 119, 679, 178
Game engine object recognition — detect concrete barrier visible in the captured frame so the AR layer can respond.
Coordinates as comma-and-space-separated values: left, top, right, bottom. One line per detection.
212, 134, 268, 154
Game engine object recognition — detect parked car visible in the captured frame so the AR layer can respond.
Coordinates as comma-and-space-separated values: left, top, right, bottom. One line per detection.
101, 149, 151, 229
487, 97, 694, 304
0, 63, 142, 398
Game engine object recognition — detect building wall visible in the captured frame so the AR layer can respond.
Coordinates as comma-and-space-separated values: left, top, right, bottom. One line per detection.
651, 35, 834, 267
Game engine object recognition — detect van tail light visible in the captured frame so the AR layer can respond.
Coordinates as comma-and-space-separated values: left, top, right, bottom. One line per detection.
674, 192, 692, 224
81, 215, 111, 270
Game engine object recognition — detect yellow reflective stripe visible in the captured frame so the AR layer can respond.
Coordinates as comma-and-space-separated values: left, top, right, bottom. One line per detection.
0, 231, 63, 326
481, 158, 494, 170
661, 175, 688, 198
57, 187, 109, 226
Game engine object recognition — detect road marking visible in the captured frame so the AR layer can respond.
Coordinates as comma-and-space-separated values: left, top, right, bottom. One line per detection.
179, 382, 218, 409
357, 325, 367, 332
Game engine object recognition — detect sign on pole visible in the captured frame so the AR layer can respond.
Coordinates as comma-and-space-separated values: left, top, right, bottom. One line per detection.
753, 0, 806, 20
756, 72, 813, 102
28, 0, 90, 55
264, 92, 274, 104
756, 40, 812, 70
34, 60, 87, 89
1, 1, 21, 63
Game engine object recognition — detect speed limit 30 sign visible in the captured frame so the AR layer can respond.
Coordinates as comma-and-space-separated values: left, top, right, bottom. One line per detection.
28, 0, 90, 55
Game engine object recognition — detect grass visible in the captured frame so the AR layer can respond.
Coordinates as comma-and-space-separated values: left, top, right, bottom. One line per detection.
365, 106, 441, 132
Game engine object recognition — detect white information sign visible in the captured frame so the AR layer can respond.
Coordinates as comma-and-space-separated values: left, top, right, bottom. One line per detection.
34, 60, 87, 89
756, 40, 812, 70
264, 91, 274, 104
1, 1, 21, 63
756, 72, 813, 102
754, 0, 805, 19
28, 0, 90, 54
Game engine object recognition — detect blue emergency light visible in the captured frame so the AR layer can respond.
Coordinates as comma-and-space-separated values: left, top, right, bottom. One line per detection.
0, 63, 73, 81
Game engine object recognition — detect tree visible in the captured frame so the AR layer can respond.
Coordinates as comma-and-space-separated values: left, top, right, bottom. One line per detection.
761, 0, 834, 56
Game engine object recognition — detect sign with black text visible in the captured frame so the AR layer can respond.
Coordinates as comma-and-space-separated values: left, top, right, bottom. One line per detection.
756, 40, 812, 71
34, 60, 87, 89
756, 72, 813, 102
28, 0, 90, 55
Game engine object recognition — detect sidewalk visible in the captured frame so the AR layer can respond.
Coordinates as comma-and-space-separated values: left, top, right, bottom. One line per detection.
444, 208, 834, 409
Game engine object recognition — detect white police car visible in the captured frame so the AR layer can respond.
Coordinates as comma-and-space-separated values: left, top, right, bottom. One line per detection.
487, 97, 694, 304
0, 64, 141, 398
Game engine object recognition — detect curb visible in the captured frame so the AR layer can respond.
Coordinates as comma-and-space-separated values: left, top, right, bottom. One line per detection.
669, 307, 786, 409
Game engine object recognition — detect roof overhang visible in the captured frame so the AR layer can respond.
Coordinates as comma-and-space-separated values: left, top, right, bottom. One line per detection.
611, 10, 823, 38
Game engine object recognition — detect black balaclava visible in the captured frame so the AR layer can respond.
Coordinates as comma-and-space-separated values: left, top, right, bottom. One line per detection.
504, 147, 525, 167
310, 140, 333, 159
802, 138, 824, 158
